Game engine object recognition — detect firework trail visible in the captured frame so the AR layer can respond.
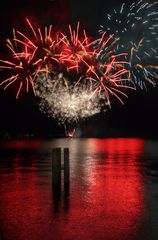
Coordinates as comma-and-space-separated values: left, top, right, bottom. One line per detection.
99, 0, 158, 89
16, 19, 64, 68
0, 20, 65, 98
58, 22, 96, 72
0, 21, 133, 130
76, 32, 135, 107
128, 38, 158, 88
0, 35, 47, 98
100, 0, 158, 46
34, 24, 133, 119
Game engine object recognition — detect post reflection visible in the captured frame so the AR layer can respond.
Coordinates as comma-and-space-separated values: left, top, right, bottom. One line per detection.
52, 148, 70, 213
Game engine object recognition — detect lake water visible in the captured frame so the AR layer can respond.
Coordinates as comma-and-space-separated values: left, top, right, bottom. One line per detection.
0, 138, 158, 240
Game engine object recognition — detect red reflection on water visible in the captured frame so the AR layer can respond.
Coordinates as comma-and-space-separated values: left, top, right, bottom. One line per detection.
91, 138, 144, 154
0, 138, 146, 240
79, 138, 146, 239
0, 139, 43, 150
0, 159, 52, 240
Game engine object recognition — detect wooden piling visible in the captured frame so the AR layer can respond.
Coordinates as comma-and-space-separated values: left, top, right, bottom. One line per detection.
64, 148, 70, 210
64, 148, 70, 184
52, 148, 61, 186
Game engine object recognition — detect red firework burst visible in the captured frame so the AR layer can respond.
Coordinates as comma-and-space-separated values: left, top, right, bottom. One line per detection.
0, 38, 47, 99
0, 20, 133, 106
15, 19, 63, 66
58, 22, 97, 72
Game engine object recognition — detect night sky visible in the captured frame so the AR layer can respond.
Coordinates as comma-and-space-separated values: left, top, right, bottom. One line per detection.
0, 0, 158, 138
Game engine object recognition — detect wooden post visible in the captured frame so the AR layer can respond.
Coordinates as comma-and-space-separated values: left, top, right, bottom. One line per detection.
52, 148, 61, 212
64, 148, 70, 210
52, 148, 61, 185
64, 148, 70, 184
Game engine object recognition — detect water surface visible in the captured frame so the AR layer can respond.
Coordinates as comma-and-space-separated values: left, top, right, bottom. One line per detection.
0, 138, 158, 240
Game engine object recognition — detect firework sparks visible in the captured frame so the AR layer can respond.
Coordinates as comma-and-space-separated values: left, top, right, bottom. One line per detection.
58, 22, 97, 72
35, 73, 101, 124
0, 21, 133, 129
0, 38, 46, 98
100, 0, 158, 46
99, 0, 158, 89
16, 19, 64, 67
129, 38, 157, 89
76, 33, 134, 107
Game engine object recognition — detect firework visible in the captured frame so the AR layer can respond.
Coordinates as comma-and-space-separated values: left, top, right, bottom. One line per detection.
35, 73, 101, 124
0, 21, 133, 129
15, 19, 65, 69
77, 32, 135, 107
100, 0, 158, 47
0, 37, 46, 98
22, 21, 132, 107
58, 22, 97, 72
129, 38, 158, 89
99, 0, 158, 88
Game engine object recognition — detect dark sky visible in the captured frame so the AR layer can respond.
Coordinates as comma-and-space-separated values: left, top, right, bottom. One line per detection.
0, 0, 158, 138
